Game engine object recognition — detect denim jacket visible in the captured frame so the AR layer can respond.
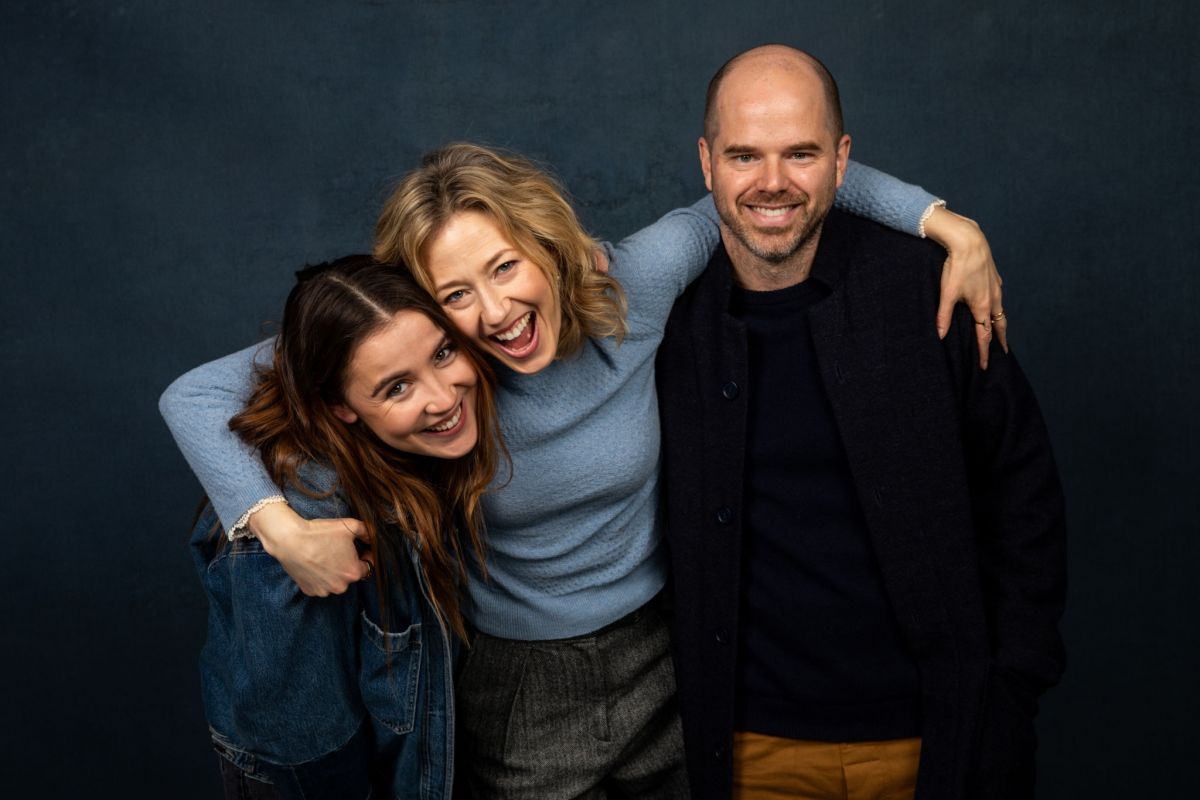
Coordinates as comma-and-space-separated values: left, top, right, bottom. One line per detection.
189, 473, 456, 799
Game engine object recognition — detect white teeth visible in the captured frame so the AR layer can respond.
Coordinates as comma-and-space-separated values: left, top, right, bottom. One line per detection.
751, 206, 791, 217
493, 312, 532, 342
426, 404, 462, 433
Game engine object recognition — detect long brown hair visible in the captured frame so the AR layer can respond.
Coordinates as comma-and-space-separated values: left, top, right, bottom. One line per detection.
229, 255, 503, 639
374, 142, 628, 359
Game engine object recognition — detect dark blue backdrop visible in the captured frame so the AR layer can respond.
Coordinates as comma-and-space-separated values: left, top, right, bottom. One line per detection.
3, 1, 1196, 796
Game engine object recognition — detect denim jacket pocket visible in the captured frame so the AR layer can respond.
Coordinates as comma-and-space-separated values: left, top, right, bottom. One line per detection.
359, 612, 422, 735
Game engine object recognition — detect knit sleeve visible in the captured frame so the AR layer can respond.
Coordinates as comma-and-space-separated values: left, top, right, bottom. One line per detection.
835, 160, 943, 237
606, 196, 721, 334
159, 340, 286, 535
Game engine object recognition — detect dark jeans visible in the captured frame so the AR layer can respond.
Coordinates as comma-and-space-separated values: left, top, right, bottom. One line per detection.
213, 720, 376, 800
456, 594, 690, 799
218, 755, 283, 800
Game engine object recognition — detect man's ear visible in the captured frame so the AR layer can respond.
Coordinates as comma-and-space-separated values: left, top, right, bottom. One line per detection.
698, 136, 714, 192
835, 133, 851, 188
331, 403, 358, 425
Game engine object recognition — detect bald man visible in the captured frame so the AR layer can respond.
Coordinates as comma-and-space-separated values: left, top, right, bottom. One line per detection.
656, 46, 1065, 800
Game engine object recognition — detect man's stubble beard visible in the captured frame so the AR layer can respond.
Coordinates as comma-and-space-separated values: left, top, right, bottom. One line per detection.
718, 193, 832, 285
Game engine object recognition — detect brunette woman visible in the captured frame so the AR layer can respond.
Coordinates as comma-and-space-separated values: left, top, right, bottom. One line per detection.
182, 256, 502, 799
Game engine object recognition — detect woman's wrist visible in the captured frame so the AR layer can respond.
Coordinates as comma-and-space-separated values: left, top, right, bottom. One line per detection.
917, 200, 948, 238
921, 205, 980, 250
245, 499, 301, 550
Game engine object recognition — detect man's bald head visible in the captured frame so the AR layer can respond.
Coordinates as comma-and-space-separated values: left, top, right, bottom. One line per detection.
702, 45, 843, 142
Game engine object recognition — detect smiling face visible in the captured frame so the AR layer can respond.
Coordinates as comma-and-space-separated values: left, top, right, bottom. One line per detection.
331, 309, 479, 459
421, 210, 562, 374
699, 52, 850, 288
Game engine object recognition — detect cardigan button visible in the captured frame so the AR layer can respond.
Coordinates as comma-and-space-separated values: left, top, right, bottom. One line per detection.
715, 627, 729, 644
713, 745, 726, 760
721, 381, 739, 399
715, 506, 733, 525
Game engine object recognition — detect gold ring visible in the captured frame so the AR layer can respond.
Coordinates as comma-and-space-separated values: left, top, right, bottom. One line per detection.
991, 311, 1006, 322
361, 559, 374, 581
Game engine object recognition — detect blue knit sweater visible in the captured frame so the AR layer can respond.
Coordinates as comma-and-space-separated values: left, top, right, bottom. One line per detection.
159, 162, 938, 639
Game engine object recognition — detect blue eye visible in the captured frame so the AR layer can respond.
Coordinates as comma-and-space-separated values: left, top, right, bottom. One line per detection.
496, 260, 516, 275
444, 289, 466, 305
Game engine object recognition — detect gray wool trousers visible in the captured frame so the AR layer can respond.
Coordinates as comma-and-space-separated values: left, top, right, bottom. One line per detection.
456, 595, 690, 799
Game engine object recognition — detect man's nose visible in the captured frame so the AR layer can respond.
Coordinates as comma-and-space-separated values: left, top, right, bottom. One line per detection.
758, 157, 786, 193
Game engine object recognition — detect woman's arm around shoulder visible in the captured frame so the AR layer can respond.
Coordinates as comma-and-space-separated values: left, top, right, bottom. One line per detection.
159, 341, 369, 595
605, 196, 721, 330
837, 159, 1006, 367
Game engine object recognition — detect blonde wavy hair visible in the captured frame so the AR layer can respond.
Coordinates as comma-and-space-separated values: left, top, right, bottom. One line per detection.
374, 143, 627, 359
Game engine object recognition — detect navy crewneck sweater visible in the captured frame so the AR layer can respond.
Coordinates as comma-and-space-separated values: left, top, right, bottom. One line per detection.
730, 271, 922, 742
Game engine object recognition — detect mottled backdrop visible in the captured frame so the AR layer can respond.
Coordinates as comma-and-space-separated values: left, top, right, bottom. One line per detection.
2, 1, 1196, 796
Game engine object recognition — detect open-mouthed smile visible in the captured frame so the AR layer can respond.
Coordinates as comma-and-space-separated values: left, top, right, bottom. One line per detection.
488, 311, 540, 357
744, 203, 802, 226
